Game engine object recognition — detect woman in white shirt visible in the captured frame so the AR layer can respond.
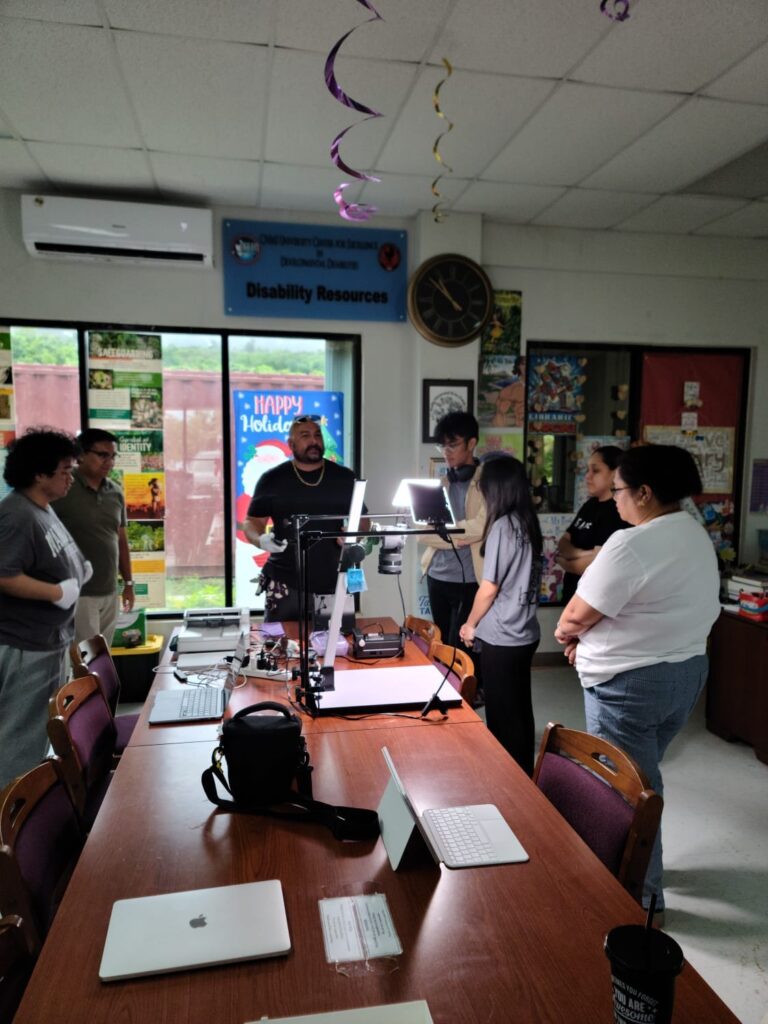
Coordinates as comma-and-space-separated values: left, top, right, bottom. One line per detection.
554, 445, 721, 916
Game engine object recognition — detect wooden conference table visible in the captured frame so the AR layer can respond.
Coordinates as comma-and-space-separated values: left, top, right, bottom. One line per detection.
15, 629, 740, 1024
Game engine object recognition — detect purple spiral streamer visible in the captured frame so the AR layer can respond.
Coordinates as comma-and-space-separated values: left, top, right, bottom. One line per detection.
325, 0, 384, 220
600, 0, 630, 22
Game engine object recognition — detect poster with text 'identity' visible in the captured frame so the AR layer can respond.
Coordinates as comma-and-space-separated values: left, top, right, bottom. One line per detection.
233, 389, 345, 607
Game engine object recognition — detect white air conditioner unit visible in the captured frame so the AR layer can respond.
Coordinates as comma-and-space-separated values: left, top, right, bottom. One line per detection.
21, 194, 214, 267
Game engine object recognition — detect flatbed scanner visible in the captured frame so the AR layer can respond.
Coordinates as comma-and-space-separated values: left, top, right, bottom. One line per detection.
177, 607, 250, 653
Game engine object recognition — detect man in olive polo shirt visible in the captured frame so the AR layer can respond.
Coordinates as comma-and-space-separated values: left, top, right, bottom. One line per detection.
52, 428, 134, 646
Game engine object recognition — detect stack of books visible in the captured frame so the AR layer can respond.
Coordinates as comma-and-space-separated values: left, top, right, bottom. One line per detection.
724, 566, 768, 603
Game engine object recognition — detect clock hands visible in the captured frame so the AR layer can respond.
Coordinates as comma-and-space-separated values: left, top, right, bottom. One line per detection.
430, 275, 462, 313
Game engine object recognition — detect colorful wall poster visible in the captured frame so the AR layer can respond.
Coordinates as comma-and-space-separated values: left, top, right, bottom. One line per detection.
0, 429, 13, 500
124, 472, 165, 519
643, 425, 734, 494
232, 389, 345, 607
477, 429, 524, 461
539, 513, 573, 604
527, 355, 587, 435
125, 521, 166, 610
477, 291, 524, 428
113, 430, 164, 474
88, 332, 163, 430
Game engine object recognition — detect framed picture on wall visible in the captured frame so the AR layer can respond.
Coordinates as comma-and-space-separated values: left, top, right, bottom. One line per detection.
422, 379, 475, 443
429, 456, 448, 481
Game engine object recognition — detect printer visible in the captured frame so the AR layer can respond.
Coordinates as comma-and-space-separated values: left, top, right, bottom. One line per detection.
177, 607, 250, 654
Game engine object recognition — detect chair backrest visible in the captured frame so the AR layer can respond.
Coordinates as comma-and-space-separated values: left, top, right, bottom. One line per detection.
47, 674, 117, 818
0, 760, 83, 952
404, 615, 442, 654
532, 722, 663, 904
71, 634, 121, 713
430, 641, 477, 705
0, 915, 34, 1021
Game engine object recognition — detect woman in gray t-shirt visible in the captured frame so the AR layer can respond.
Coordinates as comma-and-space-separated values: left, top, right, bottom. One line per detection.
459, 456, 542, 775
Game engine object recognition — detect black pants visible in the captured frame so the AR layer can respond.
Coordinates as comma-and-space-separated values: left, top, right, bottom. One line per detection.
479, 638, 539, 776
426, 576, 478, 653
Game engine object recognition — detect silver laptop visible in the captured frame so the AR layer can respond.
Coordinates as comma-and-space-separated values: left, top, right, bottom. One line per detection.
148, 630, 248, 725
378, 747, 528, 870
99, 879, 290, 981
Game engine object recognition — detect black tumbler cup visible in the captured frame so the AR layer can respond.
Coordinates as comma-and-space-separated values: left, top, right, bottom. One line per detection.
604, 924, 684, 1024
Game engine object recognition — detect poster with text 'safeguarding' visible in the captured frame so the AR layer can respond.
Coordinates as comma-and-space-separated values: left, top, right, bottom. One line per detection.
87, 331, 166, 609
232, 389, 345, 608
223, 220, 407, 322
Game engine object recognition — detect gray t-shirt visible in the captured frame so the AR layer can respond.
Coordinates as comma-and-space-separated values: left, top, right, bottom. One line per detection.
474, 513, 541, 647
0, 491, 85, 651
428, 477, 476, 583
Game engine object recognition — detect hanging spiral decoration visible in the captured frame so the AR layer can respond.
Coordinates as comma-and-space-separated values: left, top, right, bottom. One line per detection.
600, 0, 630, 22
325, 0, 384, 221
430, 58, 454, 223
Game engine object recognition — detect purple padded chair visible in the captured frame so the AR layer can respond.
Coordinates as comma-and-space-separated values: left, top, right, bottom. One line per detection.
430, 641, 478, 705
0, 760, 84, 953
48, 674, 118, 831
532, 722, 662, 904
70, 634, 138, 754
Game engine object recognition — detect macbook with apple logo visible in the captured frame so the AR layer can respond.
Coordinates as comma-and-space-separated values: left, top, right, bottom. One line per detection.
99, 879, 290, 981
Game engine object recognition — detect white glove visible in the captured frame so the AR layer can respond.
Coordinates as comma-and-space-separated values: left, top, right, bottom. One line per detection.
257, 533, 288, 554
53, 577, 80, 609
82, 560, 94, 583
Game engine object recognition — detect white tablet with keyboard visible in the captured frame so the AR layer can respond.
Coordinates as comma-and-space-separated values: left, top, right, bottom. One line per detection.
378, 746, 528, 870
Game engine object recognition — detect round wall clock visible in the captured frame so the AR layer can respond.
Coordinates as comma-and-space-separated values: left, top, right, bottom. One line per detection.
407, 253, 494, 346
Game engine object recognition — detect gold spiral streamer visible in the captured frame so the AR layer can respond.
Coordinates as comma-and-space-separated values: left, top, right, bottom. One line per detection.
431, 58, 454, 222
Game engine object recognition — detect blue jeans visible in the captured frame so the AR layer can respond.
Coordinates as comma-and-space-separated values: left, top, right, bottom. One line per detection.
583, 655, 708, 910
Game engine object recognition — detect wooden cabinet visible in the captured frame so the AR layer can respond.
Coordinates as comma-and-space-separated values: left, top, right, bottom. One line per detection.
706, 610, 768, 765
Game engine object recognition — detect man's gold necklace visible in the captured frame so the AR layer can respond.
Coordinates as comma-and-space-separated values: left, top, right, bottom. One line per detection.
292, 460, 326, 487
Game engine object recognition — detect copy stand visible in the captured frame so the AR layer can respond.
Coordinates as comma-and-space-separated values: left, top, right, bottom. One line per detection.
292, 514, 464, 716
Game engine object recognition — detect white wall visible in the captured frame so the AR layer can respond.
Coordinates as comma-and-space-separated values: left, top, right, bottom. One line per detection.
2, 188, 767, 638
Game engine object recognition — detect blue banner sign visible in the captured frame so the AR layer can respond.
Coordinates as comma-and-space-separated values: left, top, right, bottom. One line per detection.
223, 220, 407, 321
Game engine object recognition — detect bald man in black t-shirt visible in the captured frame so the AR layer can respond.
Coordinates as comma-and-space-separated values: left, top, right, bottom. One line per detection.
243, 416, 364, 621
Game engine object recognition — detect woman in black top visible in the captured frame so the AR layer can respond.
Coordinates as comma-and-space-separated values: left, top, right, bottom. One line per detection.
556, 445, 626, 604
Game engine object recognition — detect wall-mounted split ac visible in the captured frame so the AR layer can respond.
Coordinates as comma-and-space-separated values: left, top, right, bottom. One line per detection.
21, 194, 214, 267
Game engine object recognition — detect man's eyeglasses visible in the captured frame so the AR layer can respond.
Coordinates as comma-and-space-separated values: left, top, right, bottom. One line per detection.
610, 486, 629, 495
434, 440, 465, 454
85, 449, 117, 461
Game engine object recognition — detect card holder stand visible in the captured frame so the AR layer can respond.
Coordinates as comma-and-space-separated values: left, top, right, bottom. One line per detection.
318, 882, 402, 977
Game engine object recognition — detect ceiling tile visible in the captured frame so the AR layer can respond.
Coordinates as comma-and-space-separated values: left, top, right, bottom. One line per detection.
582, 97, 768, 193
453, 180, 566, 221
484, 83, 682, 186
0, 0, 100, 25
575, 0, 768, 92
276, 0, 451, 61
694, 200, 768, 237
615, 195, 749, 233
0, 18, 140, 146
114, 33, 270, 160
378, 69, 554, 178
260, 163, 367, 215
27, 142, 155, 191
265, 49, 416, 170
532, 188, 657, 229
0, 140, 47, 189
682, 139, 768, 200
702, 41, 768, 103
104, 0, 276, 44
352, 171, 469, 218
430, 0, 610, 77
151, 152, 262, 206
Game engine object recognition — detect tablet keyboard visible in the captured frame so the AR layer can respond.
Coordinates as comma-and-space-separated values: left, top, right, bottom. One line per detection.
179, 686, 224, 720
423, 806, 495, 866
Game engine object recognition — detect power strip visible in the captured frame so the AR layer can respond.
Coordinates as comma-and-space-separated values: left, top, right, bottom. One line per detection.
241, 665, 292, 681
